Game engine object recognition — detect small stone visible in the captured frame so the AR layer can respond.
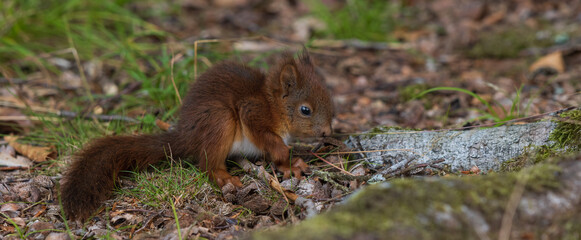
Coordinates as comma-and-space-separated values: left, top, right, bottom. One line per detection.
280, 178, 300, 191
296, 179, 330, 199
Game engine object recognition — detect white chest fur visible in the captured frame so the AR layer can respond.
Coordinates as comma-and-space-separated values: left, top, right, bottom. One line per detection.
229, 133, 290, 158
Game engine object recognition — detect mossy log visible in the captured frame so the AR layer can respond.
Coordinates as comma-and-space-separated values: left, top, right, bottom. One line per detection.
345, 108, 580, 181
249, 155, 581, 240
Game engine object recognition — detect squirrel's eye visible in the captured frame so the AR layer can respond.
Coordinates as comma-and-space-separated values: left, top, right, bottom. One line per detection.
300, 105, 312, 116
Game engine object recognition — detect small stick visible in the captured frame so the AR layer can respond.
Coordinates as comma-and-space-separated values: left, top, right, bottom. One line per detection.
310, 151, 354, 176
0, 100, 137, 122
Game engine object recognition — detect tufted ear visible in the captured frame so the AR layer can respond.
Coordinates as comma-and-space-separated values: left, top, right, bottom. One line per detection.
279, 64, 298, 98
300, 46, 312, 65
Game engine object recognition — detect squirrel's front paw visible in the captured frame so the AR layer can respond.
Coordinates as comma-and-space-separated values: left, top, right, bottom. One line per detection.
212, 169, 243, 188
277, 157, 309, 179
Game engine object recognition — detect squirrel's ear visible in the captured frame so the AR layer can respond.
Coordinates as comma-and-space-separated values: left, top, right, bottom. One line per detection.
300, 47, 312, 65
279, 64, 298, 97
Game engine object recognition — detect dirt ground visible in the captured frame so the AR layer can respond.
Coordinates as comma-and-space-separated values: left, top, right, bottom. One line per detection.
1, 0, 581, 239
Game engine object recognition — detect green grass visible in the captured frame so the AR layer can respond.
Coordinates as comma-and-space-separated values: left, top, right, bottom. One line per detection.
306, 0, 402, 41
415, 86, 528, 124
117, 160, 212, 209
0, 1, 291, 219
0, 0, 220, 156
1, 0, 163, 67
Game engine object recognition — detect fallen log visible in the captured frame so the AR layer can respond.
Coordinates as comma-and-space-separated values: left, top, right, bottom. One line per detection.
345, 107, 580, 181
248, 108, 581, 239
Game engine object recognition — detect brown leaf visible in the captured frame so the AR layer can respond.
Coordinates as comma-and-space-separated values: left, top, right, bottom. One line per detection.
155, 119, 172, 131
1, 225, 16, 234
469, 165, 481, 174
4, 135, 55, 163
529, 51, 565, 74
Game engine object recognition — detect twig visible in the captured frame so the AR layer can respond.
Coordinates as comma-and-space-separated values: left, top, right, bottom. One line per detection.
401, 159, 445, 176
294, 148, 416, 156
310, 39, 407, 50
383, 159, 445, 179
169, 44, 183, 105
310, 151, 354, 176
0, 166, 29, 171
270, 166, 291, 203
383, 158, 415, 176
0, 100, 137, 122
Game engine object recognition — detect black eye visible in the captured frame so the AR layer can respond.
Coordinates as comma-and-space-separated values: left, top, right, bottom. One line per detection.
300, 105, 311, 116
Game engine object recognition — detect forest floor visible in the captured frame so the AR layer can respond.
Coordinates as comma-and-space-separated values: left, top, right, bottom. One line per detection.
1, 0, 580, 239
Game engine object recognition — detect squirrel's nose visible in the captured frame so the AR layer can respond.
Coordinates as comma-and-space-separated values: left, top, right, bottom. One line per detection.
320, 126, 332, 137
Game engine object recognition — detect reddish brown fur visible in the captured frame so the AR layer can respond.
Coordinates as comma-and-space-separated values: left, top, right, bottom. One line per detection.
60, 51, 334, 221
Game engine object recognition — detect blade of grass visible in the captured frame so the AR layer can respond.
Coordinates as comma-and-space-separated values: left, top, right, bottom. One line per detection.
415, 86, 499, 120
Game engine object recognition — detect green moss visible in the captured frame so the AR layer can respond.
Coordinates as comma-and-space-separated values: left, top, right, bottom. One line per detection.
501, 109, 581, 172
500, 145, 560, 172
251, 163, 562, 239
550, 110, 581, 151
467, 26, 552, 59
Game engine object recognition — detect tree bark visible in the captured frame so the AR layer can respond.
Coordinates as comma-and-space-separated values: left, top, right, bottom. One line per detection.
346, 117, 568, 181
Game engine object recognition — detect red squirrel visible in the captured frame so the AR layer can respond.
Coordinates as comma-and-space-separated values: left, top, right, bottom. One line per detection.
60, 51, 334, 221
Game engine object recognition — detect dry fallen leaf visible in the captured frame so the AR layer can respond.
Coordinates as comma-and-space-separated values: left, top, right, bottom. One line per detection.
155, 119, 172, 131
529, 51, 565, 74
469, 165, 481, 174
4, 135, 55, 163
0, 152, 33, 167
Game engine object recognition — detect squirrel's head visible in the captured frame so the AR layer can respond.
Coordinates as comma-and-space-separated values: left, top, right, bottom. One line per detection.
267, 50, 334, 138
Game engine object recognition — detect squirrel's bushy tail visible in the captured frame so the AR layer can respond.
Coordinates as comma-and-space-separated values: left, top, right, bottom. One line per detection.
60, 132, 180, 221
